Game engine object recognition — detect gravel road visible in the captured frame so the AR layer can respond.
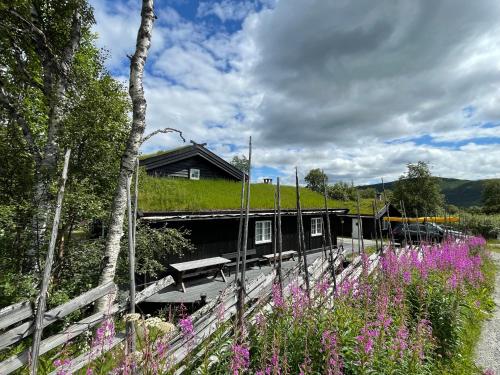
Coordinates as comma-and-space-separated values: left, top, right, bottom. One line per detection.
475, 251, 500, 374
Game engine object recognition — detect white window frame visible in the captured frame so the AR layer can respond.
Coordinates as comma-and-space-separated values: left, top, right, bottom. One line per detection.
311, 217, 323, 237
255, 220, 272, 244
189, 168, 200, 180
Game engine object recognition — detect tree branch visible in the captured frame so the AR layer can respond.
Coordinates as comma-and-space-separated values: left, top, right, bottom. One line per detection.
141, 127, 185, 144
5, 8, 55, 59
0, 87, 42, 164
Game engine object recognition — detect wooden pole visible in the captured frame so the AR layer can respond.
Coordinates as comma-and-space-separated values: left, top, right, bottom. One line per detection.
126, 177, 136, 359
356, 190, 362, 253
236, 136, 252, 338
235, 174, 246, 283
415, 209, 422, 245
30, 149, 71, 375
322, 173, 336, 287
273, 185, 277, 269
381, 178, 394, 247
375, 195, 384, 251
295, 167, 310, 297
133, 160, 139, 250
277, 177, 283, 292
372, 201, 379, 252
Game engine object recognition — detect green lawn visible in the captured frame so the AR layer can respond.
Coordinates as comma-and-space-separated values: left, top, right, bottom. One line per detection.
139, 176, 374, 213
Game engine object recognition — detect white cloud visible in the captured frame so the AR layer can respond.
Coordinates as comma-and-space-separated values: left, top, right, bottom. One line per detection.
91, 0, 500, 184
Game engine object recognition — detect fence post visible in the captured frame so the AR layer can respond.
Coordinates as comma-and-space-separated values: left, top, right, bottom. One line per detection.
30, 149, 71, 374
126, 175, 137, 361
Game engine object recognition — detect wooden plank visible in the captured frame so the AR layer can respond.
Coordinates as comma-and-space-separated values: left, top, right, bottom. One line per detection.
0, 301, 33, 331
135, 276, 174, 304
221, 249, 257, 259
0, 282, 116, 352
0, 304, 122, 375
170, 257, 230, 272
263, 250, 296, 260
48, 333, 127, 375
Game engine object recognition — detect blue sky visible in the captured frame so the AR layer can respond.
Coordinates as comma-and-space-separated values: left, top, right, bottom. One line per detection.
91, 0, 500, 184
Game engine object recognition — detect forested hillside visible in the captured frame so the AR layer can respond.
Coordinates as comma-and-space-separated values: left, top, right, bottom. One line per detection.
362, 177, 499, 207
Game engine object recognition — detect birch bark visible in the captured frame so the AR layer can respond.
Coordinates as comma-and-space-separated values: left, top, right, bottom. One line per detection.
96, 0, 155, 311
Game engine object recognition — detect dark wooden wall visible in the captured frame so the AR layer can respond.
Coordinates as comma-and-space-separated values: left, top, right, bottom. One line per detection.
147, 155, 238, 181
152, 214, 339, 265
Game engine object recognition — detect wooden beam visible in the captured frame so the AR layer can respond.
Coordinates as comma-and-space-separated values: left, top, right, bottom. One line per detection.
30, 149, 71, 374
0, 282, 115, 351
0, 301, 32, 331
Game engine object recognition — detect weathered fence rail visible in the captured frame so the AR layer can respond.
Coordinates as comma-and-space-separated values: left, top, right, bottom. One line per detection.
0, 276, 174, 375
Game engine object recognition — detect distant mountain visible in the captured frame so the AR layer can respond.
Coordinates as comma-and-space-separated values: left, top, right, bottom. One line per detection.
360, 178, 499, 207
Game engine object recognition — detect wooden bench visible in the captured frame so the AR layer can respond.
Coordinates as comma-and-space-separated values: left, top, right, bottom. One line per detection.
169, 257, 230, 293
262, 250, 297, 265
221, 249, 261, 276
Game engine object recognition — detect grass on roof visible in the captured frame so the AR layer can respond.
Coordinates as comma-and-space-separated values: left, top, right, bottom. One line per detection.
139, 176, 374, 214
138, 145, 190, 160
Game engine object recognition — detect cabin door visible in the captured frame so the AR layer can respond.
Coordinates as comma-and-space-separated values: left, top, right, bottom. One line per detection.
352, 218, 360, 239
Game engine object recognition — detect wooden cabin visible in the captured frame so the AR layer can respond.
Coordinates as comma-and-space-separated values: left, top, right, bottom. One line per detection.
139, 208, 348, 264
139, 142, 245, 181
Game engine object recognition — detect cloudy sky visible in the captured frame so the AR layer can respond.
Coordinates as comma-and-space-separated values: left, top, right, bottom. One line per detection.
90, 0, 500, 185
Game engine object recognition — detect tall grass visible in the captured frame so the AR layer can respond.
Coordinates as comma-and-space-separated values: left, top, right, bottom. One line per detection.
139, 176, 374, 213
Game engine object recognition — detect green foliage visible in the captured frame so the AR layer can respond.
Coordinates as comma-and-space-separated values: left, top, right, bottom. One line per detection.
327, 181, 357, 201
482, 179, 500, 214
393, 161, 444, 215
304, 168, 327, 193
138, 176, 374, 214
358, 187, 376, 199
0, 1, 131, 304
117, 222, 194, 282
455, 213, 500, 239
230, 155, 249, 173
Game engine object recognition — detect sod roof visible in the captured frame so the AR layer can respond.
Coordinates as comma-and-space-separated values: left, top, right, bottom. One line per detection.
139, 176, 374, 214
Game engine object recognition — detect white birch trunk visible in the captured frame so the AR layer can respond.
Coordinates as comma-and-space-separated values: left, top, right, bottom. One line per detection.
96, 0, 155, 312
27, 11, 82, 273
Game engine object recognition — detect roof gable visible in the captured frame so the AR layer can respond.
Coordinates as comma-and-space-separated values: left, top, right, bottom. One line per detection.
139, 144, 245, 180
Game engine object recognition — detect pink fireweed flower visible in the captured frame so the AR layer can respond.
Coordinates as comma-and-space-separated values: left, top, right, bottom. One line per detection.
93, 318, 115, 349
53, 358, 71, 375
230, 343, 250, 375
179, 316, 194, 338
288, 282, 309, 319
356, 323, 380, 356
272, 283, 285, 309
316, 277, 330, 297
391, 324, 409, 360
321, 330, 343, 375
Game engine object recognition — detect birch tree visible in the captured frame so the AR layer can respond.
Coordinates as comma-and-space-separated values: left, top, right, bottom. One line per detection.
0, 1, 92, 272
96, 0, 155, 311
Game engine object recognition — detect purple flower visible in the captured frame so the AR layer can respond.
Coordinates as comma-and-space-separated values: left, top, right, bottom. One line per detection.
231, 343, 250, 375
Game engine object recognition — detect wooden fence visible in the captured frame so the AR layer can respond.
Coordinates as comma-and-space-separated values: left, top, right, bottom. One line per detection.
0, 276, 174, 375
0, 247, 385, 374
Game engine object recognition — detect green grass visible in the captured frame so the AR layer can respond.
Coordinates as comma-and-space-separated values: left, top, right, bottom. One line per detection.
139, 176, 374, 213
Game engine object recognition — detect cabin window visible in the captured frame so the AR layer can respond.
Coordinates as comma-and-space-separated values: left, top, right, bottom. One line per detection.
311, 217, 322, 237
189, 168, 200, 180
255, 221, 272, 244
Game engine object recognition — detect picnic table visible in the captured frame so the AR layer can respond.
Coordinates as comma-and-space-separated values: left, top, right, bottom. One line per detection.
262, 250, 297, 265
221, 249, 261, 276
169, 257, 230, 293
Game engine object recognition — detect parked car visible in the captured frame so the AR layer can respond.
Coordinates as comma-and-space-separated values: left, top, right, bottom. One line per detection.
392, 223, 444, 244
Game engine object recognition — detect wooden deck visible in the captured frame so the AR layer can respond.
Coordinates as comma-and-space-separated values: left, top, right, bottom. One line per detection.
144, 244, 359, 304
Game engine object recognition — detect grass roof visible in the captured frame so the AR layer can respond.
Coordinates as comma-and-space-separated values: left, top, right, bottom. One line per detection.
139, 176, 374, 214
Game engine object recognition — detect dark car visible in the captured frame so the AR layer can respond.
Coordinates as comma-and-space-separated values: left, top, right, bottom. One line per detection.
392, 223, 444, 244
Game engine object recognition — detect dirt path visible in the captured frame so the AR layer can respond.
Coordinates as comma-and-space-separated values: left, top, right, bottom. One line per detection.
476, 251, 500, 374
